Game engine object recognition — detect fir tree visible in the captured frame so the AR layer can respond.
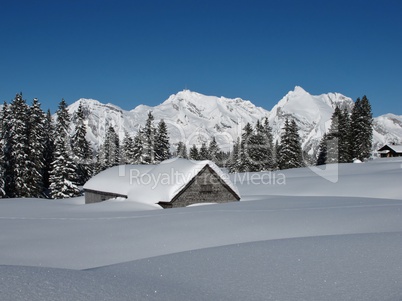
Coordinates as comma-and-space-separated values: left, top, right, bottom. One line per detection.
122, 133, 135, 164
248, 120, 266, 172
143, 111, 156, 164
228, 137, 241, 173
1, 102, 13, 197
189, 144, 199, 160
262, 118, 276, 170
208, 137, 220, 163
316, 133, 328, 166
199, 142, 209, 160
278, 119, 304, 170
339, 108, 352, 163
133, 128, 145, 164
102, 126, 120, 168
71, 103, 93, 184
9, 93, 30, 197
350, 96, 373, 161
43, 110, 55, 191
238, 123, 254, 172
155, 119, 170, 162
26, 98, 46, 197
176, 141, 188, 159
49, 99, 80, 198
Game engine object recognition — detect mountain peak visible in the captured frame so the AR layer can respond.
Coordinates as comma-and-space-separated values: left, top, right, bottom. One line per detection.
293, 86, 308, 94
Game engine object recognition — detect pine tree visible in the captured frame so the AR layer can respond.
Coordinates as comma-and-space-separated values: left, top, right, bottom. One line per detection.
102, 126, 120, 168
143, 111, 156, 164
133, 128, 146, 164
350, 96, 373, 161
189, 144, 199, 160
26, 98, 46, 197
316, 133, 328, 166
9, 93, 30, 197
43, 110, 55, 192
122, 133, 135, 164
176, 141, 188, 159
1, 102, 13, 197
199, 142, 209, 160
326, 107, 342, 164
0, 106, 5, 197
228, 137, 241, 173
278, 119, 304, 170
208, 137, 220, 163
155, 119, 170, 162
49, 99, 80, 198
262, 118, 276, 170
339, 108, 352, 163
248, 120, 266, 172
239, 123, 254, 172
71, 103, 93, 184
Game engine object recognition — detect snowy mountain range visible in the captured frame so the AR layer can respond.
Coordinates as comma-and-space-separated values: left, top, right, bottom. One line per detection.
67, 87, 402, 156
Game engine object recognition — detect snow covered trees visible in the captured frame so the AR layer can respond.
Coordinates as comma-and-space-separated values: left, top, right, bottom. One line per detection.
71, 103, 93, 184
350, 96, 373, 161
316, 96, 372, 165
49, 100, 80, 198
228, 119, 277, 172
277, 119, 304, 170
118, 112, 171, 166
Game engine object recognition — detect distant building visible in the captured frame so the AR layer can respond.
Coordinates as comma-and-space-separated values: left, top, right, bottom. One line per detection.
377, 144, 402, 158
83, 158, 240, 208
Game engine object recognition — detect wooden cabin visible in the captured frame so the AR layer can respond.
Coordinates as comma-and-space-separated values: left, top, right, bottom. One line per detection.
83, 158, 240, 208
377, 144, 402, 158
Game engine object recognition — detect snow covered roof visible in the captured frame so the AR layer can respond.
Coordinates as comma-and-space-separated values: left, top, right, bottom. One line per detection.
83, 158, 240, 205
378, 144, 402, 153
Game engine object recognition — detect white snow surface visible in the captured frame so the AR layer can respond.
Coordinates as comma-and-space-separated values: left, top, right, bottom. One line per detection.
1, 158, 402, 300
83, 158, 240, 205
66, 87, 402, 155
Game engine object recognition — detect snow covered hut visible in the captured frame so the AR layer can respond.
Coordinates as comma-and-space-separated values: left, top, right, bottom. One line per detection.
83, 158, 240, 208
377, 144, 402, 158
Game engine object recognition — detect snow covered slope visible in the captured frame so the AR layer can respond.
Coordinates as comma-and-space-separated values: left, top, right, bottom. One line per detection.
1, 158, 402, 300
67, 87, 402, 155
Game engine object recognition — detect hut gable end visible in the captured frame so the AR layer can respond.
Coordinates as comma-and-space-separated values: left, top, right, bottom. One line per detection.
159, 165, 240, 209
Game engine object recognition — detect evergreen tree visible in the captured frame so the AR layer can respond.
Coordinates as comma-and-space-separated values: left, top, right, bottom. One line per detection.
176, 141, 188, 159
26, 98, 46, 197
350, 96, 373, 161
189, 144, 199, 160
262, 118, 276, 170
248, 120, 266, 172
155, 119, 170, 162
1, 102, 13, 197
143, 111, 156, 164
9, 93, 30, 197
199, 142, 209, 160
49, 99, 80, 198
43, 110, 55, 191
316, 133, 328, 165
339, 108, 352, 163
71, 103, 93, 184
208, 137, 220, 163
228, 137, 241, 173
102, 125, 120, 168
133, 128, 146, 164
278, 119, 304, 170
238, 123, 254, 172
325, 107, 342, 164
122, 133, 135, 164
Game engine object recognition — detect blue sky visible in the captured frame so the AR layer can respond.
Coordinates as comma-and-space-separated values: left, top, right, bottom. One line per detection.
1, 0, 401, 116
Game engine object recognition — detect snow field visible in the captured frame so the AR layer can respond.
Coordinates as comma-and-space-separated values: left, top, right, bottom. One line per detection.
1, 158, 402, 300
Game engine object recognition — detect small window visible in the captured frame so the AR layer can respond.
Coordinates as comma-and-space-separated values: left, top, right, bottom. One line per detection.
200, 184, 213, 193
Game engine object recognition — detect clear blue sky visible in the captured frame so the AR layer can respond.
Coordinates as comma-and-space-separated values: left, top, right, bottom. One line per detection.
1, 0, 401, 116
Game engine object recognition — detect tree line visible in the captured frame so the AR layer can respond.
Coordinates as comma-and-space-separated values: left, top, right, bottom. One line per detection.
0, 93, 372, 199
317, 96, 373, 165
